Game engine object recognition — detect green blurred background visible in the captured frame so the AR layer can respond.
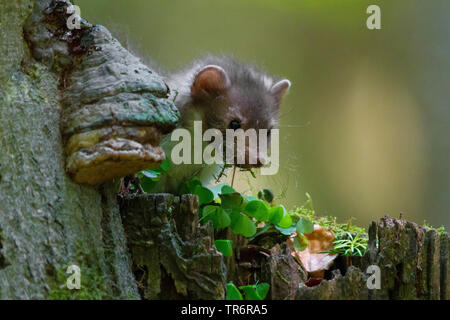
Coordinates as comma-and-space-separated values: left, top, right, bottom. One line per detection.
75, 0, 449, 229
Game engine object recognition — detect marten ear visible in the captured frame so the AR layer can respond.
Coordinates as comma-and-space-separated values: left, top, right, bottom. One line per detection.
270, 79, 291, 104
191, 65, 230, 100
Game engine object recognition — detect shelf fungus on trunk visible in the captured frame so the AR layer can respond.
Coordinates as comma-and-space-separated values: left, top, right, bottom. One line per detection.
59, 25, 180, 185
23, 0, 179, 185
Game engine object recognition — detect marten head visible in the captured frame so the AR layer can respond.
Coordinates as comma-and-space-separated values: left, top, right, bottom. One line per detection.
189, 57, 290, 168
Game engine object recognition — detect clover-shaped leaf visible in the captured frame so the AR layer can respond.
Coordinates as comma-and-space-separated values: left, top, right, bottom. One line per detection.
214, 240, 233, 257
226, 282, 243, 300
268, 205, 292, 228
230, 211, 256, 237
245, 200, 269, 222
239, 283, 270, 300
296, 217, 314, 234
193, 185, 214, 205
221, 185, 236, 195
294, 233, 309, 251
202, 205, 230, 229
275, 224, 296, 235
220, 193, 243, 211
180, 177, 202, 195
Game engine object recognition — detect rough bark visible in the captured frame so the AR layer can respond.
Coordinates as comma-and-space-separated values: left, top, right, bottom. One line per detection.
261, 244, 308, 300
295, 267, 368, 300
440, 233, 449, 300
119, 194, 226, 299
118, 192, 448, 300
0, 0, 175, 299
293, 216, 449, 300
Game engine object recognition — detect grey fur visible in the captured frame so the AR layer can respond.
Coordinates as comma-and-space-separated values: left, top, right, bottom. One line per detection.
153, 55, 290, 193
165, 55, 283, 123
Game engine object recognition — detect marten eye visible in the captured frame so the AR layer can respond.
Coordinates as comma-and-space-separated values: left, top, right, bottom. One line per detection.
229, 119, 241, 130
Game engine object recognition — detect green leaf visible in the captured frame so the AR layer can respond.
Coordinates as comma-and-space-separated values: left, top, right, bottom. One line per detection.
268, 205, 292, 228
257, 189, 274, 203
230, 211, 257, 237
202, 206, 230, 229
239, 285, 262, 300
140, 178, 157, 192
209, 185, 224, 200
141, 170, 160, 180
226, 282, 243, 300
214, 240, 233, 257
238, 283, 269, 300
159, 157, 171, 172
221, 185, 236, 195
193, 185, 214, 205
275, 224, 296, 235
294, 234, 308, 251
242, 194, 258, 202
255, 283, 270, 300
245, 200, 269, 222
268, 206, 284, 225
208, 183, 236, 200
179, 177, 202, 194
250, 224, 272, 240
277, 210, 293, 229
296, 217, 314, 234
219, 193, 243, 211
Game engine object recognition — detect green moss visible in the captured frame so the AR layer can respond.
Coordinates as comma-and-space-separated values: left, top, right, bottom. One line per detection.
47, 240, 110, 300
48, 264, 109, 300
423, 221, 446, 236
288, 193, 366, 240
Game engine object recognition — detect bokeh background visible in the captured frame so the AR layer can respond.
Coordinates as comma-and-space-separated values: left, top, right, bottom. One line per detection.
75, 0, 449, 229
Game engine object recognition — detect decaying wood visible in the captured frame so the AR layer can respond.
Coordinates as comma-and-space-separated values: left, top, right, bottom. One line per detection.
119, 194, 226, 299
119, 192, 449, 300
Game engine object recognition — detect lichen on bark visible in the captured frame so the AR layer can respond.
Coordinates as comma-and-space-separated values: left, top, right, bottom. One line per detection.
0, 0, 179, 299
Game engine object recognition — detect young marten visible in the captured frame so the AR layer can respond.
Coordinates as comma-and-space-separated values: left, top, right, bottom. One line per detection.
152, 55, 291, 193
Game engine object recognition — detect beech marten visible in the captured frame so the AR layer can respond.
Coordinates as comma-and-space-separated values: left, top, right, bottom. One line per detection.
152, 55, 291, 193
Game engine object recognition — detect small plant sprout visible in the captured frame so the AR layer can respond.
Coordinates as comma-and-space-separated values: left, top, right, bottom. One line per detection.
320, 230, 368, 266
423, 220, 446, 236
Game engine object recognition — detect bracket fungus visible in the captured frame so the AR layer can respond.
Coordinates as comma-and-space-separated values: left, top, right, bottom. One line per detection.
24, 0, 179, 185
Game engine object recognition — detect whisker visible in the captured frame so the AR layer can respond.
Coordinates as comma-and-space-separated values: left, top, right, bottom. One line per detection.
278, 122, 311, 128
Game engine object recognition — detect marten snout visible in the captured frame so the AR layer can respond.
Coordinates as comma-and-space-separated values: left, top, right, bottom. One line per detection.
230, 144, 269, 168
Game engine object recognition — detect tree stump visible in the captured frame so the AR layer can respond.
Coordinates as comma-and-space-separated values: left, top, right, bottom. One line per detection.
119, 194, 226, 299
294, 216, 449, 300
119, 191, 448, 300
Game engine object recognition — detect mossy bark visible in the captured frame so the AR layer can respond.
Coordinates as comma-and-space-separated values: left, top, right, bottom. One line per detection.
119, 194, 226, 299
294, 216, 450, 300
0, 0, 157, 299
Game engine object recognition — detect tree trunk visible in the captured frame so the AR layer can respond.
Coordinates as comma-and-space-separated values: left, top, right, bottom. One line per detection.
0, 0, 177, 299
